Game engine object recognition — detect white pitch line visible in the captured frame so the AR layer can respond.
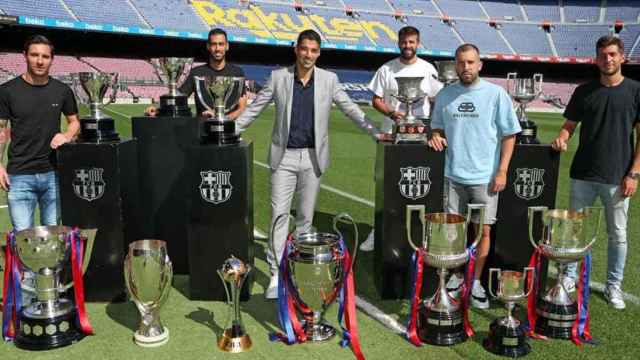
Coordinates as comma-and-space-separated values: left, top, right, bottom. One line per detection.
356, 295, 407, 335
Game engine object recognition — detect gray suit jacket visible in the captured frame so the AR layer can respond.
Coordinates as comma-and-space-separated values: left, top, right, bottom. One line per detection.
236, 66, 380, 174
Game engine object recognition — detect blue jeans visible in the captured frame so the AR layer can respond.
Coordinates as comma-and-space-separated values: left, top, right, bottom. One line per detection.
7, 171, 59, 231
565, 178, 629, 287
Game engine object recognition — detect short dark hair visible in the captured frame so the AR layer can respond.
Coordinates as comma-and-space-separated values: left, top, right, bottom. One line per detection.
296, 29, 321, 47
455, 43, 480, 58
208, 28, 228, 43
398, 26, 420, 41
596, 35, 624, 55
23, 35, 54, 57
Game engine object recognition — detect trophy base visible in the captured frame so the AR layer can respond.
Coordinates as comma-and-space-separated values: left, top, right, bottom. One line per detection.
15, 309, 85, 351
159, 95, 192, 117
534, 298, 577, 339
134, 326, 170, 347
218, 328, 252, 353
80, 117, 120, 143
300, 320, 336, 342
418, 304, 467, 346
394, 123, 428, 144
200, 119, 239, 145
483, 319, 531, 358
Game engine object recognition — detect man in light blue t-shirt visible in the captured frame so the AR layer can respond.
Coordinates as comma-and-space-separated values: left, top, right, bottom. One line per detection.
429, 43, 520, 309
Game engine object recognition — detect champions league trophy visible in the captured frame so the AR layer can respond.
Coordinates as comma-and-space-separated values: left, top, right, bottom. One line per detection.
435, 60, 458, 86
217, 256, 252, 352
393, 77, 428, 144
483, 268, 534, 357
507, 73, 543, 144
149, 57, 192, 117
528, 206, 602, 339
8, 226, 96, 350
76, 72, 120, 143
406, 204, 485, 345
124, 240, 173, 347
195, 76, 244, 145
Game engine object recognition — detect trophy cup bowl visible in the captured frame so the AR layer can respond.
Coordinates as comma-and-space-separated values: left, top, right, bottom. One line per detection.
393, 76, 427, 144
406, 204, 485, 345
124, 239, 173, 347
484, 268, 534, 357
76, 71, 120, 143
507, 72, 543, 144
150, 57, 192, 117
195, 75, 245, 145
217, 256, 252, 352
528, 206, 602, 339
435, 60, 458, 86
13, 226, 96, 350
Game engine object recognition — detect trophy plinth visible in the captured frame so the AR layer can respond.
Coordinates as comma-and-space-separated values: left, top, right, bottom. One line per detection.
76, 72, 120, 143
150, 58, 192, 117
217, 256, 252, 353
195, 76, 244, 145
507, 73, 543, 144
393, 77, 428, 144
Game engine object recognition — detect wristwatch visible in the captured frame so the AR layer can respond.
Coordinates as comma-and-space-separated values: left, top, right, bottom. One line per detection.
628, 171, 640, 180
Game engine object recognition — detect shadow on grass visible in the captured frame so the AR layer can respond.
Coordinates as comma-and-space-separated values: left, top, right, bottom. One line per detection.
186, 306, 223, 336
105, 300, 139, 332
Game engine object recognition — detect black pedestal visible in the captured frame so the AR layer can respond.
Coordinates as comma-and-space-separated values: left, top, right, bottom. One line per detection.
57, 140, 139, 302
535, 298, 577, 339
374, 143, 445, 299
15, 310, 85, 350
159, 94, 191, 117
417, 305, 466, 346
186, 141, 254, 301
79, 117, 120, 143
483, 319, 531, 357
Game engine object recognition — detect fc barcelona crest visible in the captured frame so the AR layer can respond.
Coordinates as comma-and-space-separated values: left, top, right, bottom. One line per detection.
399, 167, 431, 200
200, 170, 233, 204
514, 168, 545, 200
72, 167, 105, 202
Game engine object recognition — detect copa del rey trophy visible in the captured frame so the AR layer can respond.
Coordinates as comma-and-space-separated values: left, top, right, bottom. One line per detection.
506, 73, 543, 144
76, 72, 120, 143
149, 57, 192, 117
195, 76, 244, 145
392, 77, 428, 144
435, 60, 458, 86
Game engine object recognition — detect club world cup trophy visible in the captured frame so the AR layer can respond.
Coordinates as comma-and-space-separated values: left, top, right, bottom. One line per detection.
149, 57, 192, 117
405, 204, 485, 346
217, 256, 252, 353
527, 206, 602, 340
2, 226, 96, 350
506, 73, 543, 144
483, 268, 534, 357
76, 72, 120, 143
393, 77, 428, 144
435, 60, 458, 86
195, 76, 244, 145
124, 240, 173, 347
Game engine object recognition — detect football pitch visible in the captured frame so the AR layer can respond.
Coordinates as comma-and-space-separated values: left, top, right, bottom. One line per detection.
0, 104, 638, 359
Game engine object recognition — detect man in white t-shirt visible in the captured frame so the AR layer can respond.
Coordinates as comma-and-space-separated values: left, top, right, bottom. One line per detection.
361, 26, 443, 251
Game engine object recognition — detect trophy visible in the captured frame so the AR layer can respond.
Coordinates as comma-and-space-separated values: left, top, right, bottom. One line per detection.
217, 256, 252, 352
483, 268, 535, 357
76, 71, 120, 143
435, 60, 458, 86
194, 75, 245, 145
124, 239, 173, 347
506, 73, 543, 144
149, 57, 192, 117
528, 206, 602, 339
11, 226, 95, 350
406, 203, 485, 345
392, 77, 428, 144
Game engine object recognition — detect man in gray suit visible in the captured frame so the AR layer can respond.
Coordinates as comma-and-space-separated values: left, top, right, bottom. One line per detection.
236, 30, 386, 299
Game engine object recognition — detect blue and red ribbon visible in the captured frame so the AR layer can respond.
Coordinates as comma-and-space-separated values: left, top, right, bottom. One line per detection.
2, 231, 21, 341
69, 228, 93, 335
405, 248, 424, 346
462, 246, 477, 337
571, 251, 592, 345
525, 247, 547, 339
336, 237, 365, 360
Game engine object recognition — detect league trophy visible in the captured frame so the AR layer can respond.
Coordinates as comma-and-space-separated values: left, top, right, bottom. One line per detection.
506, 73, 543, 144
194, 75, 245, 145
149, 57, 192, 117
528, 206, 602, 339
392, 77, 428, 144
75, 72, 120, 143
435, 60, 458, 86
124, 239, 173, 347
217, 256, 252, 352
406, 204, 485, 345
7, 226, 96, 350
483, 268, 534, 357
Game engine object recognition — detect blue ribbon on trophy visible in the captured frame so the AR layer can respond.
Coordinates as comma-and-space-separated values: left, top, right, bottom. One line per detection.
572, 252, 593, 345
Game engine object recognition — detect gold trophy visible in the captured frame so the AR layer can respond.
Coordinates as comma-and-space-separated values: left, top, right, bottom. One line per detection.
217, 256, 252, 352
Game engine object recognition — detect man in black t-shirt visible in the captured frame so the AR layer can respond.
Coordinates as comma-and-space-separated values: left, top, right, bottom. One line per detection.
146, 28, 246, 118
551, 36, 640, 310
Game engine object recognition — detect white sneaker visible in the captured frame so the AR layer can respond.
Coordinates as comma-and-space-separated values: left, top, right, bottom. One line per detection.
471, 281, 489, 309
359, 230, 375, 252
604, 284, 626, 310
265, 274, 278, 300
561, 276, 576, 293
446, 273, 464, 298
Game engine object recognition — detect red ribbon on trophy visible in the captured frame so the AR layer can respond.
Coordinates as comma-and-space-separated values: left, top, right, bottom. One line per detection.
2, 232, 20, 341
571, 252, 592, 346
406, 248, 424, 346
336, 240, 365, 360
525, 247, 547, 340
70, 228, 94, 335
461, 246, 477, 337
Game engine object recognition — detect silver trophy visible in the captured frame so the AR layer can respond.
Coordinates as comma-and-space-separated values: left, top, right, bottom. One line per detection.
406, 204, 485, 345
76, 71, 120, 143
272, 212, 359, 342
435, 60, 458, 86
217, 256, 252, 352
392, 76, 427, 144
195, 75, 245, 145
124, 239, 173, 347
506, 72, 543, 144
12, 226, 96, 350
149, 57, 192, 116
528, 206, 602, 339
483, 267, 535, 357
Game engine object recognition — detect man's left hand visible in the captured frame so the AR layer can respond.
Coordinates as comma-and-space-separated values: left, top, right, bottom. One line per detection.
50, 133, 71, 149
491, 170, 507, 193
622, 176, 637, 197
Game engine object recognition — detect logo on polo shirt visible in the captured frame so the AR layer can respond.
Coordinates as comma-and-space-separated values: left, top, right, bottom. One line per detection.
514, 168, 545, 200
72, 167, 105, 202
199, 170, 233, 204
457, 102, 476, 112
399, 167, 431, 200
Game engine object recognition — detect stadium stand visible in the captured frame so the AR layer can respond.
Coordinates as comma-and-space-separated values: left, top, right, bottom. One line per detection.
480, 0, 523, 21
435, 0, 485, 19
0, 0, 75, 21
453, 20, 512, 54
63, 0, 149, 27
521, 0, 560, 22
553, 24, 611, 57
564, 0, 601, 24
388, 0, 440, 16
406, 16, 461, 51
499, 23, 553, 56
336, 0, 394, 13
129, 0, 208, 32
605, 0, 640, 23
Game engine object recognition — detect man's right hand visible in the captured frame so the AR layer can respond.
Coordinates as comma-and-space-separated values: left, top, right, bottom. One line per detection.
428, 134, 447, 151
145, 106, 157, 117
0, 166, 10, 191
551, 136, 568, 152
389, 111, 405, 122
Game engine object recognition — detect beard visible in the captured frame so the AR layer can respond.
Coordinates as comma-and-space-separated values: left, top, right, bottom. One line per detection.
457, 71, 478, 85
400, 47, 416, 60
599, 64, 620, 76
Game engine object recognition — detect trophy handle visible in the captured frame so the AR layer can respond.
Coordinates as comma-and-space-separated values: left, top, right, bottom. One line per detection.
217, 270, 232, 306
332, 212, 359, 271
582, 206, 603, 251
488, 268, 500, 299
533, 73, 543, 96
270, 213, 296, 262
466, 204, 486, 249
61, 228, 97, 292
528, 206, 548, 250
405, 205, 425, 251
104, 73, 119, 107
506, 72, 517, 96
194, 76, 215, 113
523, 266, 535, 297
157, 254, 173, 308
